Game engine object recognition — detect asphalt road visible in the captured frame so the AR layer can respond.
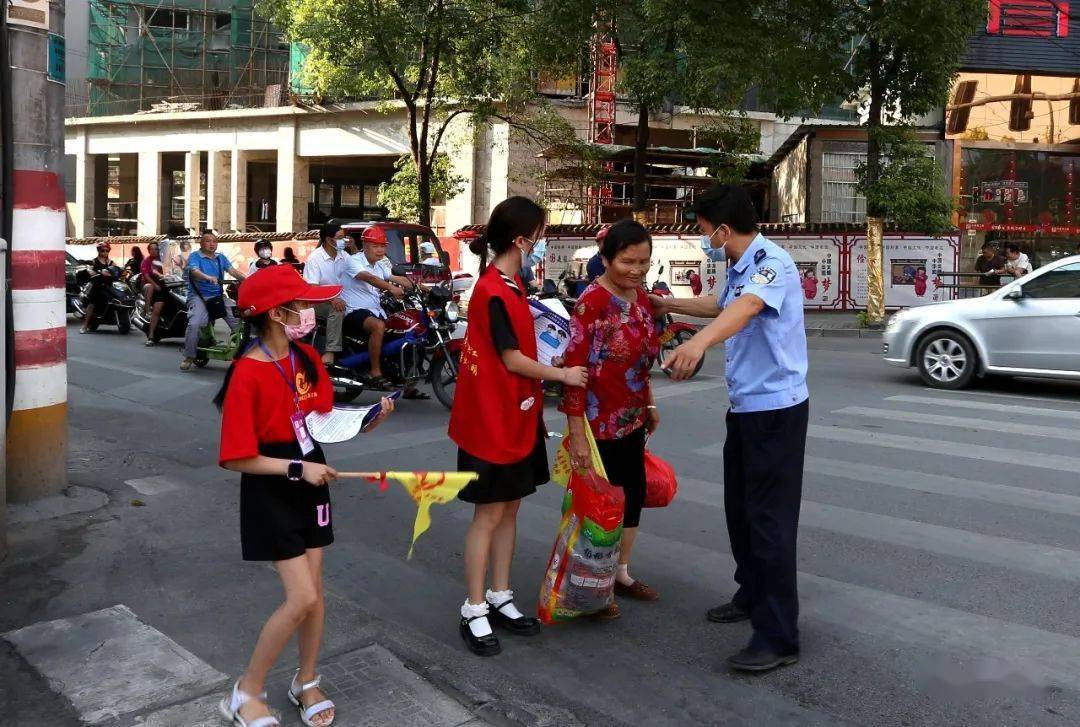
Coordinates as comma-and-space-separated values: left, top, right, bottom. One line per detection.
5, 321, 1080, 725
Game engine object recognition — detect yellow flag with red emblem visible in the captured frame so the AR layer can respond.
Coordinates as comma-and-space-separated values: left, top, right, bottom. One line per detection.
359, 472, 478, 558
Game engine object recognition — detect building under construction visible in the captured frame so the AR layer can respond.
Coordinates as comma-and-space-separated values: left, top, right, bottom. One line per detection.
79, 0, 289, 117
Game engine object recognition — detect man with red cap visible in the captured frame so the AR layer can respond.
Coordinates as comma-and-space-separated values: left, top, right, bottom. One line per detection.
340, 225, 417, 390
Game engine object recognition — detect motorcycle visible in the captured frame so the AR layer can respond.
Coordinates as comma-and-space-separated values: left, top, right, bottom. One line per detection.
70, 264, 136, 334
325, 274, 462, 409
132, 274, 191, 342
651, 268, 704, 378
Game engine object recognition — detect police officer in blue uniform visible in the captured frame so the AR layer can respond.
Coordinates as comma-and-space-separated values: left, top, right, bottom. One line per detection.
654, 184, 809, 673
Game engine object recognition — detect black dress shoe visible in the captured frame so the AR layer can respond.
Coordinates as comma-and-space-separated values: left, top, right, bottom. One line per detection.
487, 599, 541, 636
706, 601, 750, 623
460, 615, 501, 656
727, 646, 799, 672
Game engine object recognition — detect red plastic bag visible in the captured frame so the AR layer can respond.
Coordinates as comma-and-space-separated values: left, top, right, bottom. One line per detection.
538, 468, 625, 624
643, 450, 677, 508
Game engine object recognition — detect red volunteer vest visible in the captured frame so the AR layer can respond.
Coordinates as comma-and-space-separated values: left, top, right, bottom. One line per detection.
449, 266, 542, 464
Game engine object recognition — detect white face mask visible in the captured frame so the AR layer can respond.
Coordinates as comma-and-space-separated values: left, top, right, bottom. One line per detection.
257, 248, 273, 260
334, 239, 346, 251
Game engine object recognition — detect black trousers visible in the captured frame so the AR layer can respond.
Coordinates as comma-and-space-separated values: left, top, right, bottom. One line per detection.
723, 399, 809, 654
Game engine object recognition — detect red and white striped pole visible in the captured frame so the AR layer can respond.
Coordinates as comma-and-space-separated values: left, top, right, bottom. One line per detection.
4, 3, 68, 506
6, 170, 67, 501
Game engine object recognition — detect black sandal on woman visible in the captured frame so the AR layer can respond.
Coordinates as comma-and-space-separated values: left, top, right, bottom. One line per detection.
460, 613, 501, 657
487, 598, 541, 636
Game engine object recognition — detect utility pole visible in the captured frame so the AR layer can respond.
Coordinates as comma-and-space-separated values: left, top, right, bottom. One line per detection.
4, 0, 69, 513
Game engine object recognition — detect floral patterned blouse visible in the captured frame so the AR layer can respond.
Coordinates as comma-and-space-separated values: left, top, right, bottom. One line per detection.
560, 282, 659, 440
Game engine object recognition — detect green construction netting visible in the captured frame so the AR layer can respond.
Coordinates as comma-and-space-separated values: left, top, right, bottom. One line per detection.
86, 0, 288, 116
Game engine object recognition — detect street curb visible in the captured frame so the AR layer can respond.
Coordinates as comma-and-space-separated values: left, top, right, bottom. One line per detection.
805, 327, 882, 338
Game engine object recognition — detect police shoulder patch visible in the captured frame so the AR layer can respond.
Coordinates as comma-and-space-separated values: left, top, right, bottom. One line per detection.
749, 266, 777, 286
754, 249, 767, 264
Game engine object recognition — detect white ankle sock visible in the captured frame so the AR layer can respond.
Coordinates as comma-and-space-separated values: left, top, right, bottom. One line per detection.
616, 564, 634, 586
486, 589, 525, 620
461, 601, 492, 637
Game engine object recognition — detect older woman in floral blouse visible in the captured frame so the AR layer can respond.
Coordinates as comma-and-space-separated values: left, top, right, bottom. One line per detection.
561, 219, 660, 619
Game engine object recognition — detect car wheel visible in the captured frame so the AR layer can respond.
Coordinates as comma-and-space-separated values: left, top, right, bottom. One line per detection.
916, 331, 976, 389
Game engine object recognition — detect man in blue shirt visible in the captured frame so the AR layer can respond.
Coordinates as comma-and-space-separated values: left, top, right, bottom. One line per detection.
654, 184, 808, 673
181, 230, 247, 371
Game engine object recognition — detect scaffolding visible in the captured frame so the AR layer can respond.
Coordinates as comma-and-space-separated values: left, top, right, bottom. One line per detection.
79, 0, 289, 117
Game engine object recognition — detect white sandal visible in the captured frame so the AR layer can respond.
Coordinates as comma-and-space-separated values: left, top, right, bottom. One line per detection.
287, 671, 336, 727
218, 679, 280, 727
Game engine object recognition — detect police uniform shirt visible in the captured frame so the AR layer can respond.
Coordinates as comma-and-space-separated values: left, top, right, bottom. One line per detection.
718, 234, 809, 414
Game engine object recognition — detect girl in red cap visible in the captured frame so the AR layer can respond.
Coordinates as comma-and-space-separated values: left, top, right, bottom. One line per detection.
215, 264, 394, 727
449, 197, 588, 656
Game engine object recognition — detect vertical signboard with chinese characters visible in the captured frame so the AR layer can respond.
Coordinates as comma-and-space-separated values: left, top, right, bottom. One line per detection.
771, 236, 844, 310
850, 236, 960, 309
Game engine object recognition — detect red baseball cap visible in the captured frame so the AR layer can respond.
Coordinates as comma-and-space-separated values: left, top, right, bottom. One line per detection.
362, 226, 389, 245
237, 263, 341, 317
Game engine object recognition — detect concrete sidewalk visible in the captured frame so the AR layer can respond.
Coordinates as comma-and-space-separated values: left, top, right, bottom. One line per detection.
0, 403, 595, 727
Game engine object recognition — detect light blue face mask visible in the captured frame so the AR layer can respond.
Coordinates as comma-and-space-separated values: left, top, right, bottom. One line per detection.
700, 230, 727, 263
524, 237, 547, 269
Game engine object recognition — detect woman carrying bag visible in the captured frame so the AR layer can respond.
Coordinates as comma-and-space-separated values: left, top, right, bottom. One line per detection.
561, 219, 661, 620
215, 264, 392, 727
448, 196, 588, 657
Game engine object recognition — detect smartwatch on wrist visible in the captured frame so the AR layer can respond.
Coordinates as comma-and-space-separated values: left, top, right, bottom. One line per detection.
287, 460, 304, 482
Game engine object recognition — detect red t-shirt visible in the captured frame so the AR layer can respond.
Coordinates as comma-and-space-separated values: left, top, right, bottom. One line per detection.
219, 342, 333, 465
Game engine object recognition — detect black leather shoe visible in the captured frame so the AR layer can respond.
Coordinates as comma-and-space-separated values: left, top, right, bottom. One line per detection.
706, 601, 750, 623
487, 599, 541, 636
727, 646, 799, 672
460, 615, 501, 656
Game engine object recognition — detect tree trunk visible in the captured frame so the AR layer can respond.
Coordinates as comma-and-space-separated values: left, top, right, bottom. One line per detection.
632, 100, 650, 215
417, 154, 432, 228
864, 0, 886, 326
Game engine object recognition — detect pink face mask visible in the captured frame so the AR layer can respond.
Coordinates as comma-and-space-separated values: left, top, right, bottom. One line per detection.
282, 306, 316, 340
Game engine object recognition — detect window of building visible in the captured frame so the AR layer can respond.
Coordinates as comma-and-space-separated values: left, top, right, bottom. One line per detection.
1021, 262, 1080, 297
1009, 74, 1033, 131
821, 151, 867, 223
948, 80, 979, 134
143, 8, 189, 29
214, 13, 231, 31
988, 0, 1070, 38
317, 184, 334, 214
363, 186, 380, 208
340, 184, 362, 207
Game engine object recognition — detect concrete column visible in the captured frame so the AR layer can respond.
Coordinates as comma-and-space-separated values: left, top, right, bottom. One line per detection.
183, 152, 202, 234
136, 151, 163, 235
230, 149, 248, 233
72, 129, 96, 238
206, 151, 231, 233
444, 118, 477, 234
275, 121, 309, 233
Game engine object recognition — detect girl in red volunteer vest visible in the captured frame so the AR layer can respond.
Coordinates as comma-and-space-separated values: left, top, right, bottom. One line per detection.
214, 264, 392, 727
449, 197, 589, 656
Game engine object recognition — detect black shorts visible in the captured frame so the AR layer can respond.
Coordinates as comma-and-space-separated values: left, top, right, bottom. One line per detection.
240, 441, 334, 561
344, 309, 383, 335
149, 287, 169, 305
595, 426, 647, 528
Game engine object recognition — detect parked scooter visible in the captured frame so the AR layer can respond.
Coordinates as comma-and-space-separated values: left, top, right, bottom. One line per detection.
651, 266, 704, 378
70, 264, 136, 333
324, 274, 462, 408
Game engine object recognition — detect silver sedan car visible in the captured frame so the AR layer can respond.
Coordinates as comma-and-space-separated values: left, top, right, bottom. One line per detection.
883, 255, 1080, 389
